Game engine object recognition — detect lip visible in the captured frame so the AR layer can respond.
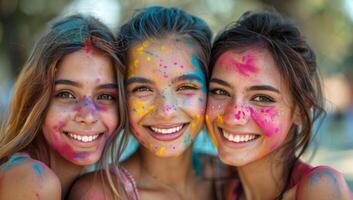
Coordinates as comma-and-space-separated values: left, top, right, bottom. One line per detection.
62, 130, 105, 148
144, 123, 189, 141
217, 127, 261, 149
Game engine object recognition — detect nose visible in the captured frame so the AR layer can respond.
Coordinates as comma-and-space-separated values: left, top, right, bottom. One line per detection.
74, 97, 99, 125
223, 104, 250, 126
154, 92, 178, 120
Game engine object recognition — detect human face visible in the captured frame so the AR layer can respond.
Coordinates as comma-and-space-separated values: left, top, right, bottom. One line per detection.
206, 49, 297, 166
126, 37, 207, 157
42, 49, 118, 166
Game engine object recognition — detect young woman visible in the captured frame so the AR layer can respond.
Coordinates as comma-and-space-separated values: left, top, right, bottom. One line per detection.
206, 10, 353, 199
69, 6, 215, 200
0, 14, 128, 199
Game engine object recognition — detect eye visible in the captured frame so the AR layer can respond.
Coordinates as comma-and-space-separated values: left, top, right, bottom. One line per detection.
177, 84, 199, 91
252, 95, 275, 103
210, 88, 230, 96
132, 86, 152, 93
55, 91, 75, 99
97, 94, 115, 101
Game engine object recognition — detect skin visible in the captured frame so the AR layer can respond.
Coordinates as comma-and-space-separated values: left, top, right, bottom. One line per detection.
0, 49, 119, 199
206, 49, 352, 200
122, 36, 211, 200
68, 36, 213, 200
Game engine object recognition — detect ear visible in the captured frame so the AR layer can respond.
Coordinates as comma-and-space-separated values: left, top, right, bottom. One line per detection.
292, 106, 302, 126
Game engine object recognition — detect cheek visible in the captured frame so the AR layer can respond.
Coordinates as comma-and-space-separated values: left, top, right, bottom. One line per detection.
128, 98, 155, 118
101, 107, 119, 134
249, 107, 281, 137
206, 98, 227, 120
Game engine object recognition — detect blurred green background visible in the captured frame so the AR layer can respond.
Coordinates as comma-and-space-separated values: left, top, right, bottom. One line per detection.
1, 0, 353, 190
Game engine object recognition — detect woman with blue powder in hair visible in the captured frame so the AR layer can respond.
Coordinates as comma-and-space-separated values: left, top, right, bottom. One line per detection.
70, 6, 217, 200
206, 10, 353, 199
0, 14, 130, 199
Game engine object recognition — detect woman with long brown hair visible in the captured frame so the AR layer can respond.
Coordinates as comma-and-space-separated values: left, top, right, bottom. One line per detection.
206, 10, 352, 199
0, 14, 129, 199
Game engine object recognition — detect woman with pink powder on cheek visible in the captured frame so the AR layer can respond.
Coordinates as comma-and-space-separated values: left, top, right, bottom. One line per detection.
0, 14, 130, 199
206, 10, 353, 200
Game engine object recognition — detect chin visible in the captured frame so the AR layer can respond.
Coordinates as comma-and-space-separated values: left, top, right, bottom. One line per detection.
64, 152, 102, 166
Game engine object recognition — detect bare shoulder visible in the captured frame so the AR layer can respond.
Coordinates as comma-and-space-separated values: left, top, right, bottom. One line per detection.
68, 170, 114, 200
296, 166, 353, 200
0, 157, 61, 200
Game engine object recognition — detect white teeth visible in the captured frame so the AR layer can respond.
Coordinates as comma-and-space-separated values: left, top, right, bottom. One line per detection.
150, 125, 183, 134
222, 130, 257, 143
67, 133, 100, 143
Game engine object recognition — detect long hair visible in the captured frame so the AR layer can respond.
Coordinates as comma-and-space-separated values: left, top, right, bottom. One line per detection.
0, 14, 128, 198
210, 10, 326, 199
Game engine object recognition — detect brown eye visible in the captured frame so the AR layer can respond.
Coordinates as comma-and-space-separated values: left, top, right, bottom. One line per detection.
210, 88, 230, 96
177, 84, 199, 91
97, 94, 115, 101
252, 95, 275, 103
132, 86, 152, 93
56, 91, 75, 99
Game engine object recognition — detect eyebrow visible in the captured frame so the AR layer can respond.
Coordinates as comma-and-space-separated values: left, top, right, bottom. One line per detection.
210, 78, 280, 93
55, 79, 118, 89
248, 85, 280, 93
125, 77, 153, 85
55, 79, 81, 87
209, 78, 231, 87
173, 73, 204, 83
97, 83, 118, 89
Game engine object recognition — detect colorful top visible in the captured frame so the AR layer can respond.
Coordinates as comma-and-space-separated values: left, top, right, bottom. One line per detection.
226, 161, 321, 200
118, 167, 140, 200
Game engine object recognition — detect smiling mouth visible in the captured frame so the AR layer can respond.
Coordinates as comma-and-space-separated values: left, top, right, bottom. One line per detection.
64, 132, 103, 143
143, 123, 189, 141
148, 124, 185, 134
219, 128, 260, 143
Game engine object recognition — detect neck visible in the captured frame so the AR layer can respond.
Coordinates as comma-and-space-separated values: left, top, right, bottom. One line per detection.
49, 150, 85, 198
236, 150, 287, 200
137, 145, 196, 192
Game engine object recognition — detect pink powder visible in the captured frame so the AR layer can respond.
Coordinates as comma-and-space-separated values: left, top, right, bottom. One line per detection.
249, 106, 280, 137
219, 52, 258, 76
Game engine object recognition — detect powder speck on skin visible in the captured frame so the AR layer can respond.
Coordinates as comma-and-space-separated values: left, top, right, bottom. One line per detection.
219, 52, 258, 77
32, 163, 44, 177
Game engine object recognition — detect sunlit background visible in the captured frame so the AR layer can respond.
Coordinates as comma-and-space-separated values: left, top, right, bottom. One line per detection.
1, 0, 353, 190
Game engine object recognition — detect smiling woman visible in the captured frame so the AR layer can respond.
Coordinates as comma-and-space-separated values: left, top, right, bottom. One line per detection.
68, 6, 214, 200
0, 14, 128, 199
206, 10, 353, 200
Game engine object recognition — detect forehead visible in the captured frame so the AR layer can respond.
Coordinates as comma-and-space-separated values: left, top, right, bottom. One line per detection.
212, 49, 282, 84
56, 49, 114, 80
127, 37, 202, 79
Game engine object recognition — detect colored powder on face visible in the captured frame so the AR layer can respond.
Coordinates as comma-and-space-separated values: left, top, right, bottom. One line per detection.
205, 115, 218, 147
249, 106, 279, 137
32, 163, 44, 178
190, 114, 201, 128
144, 50, 154, 56
130, 100, 156, 116
0, 154, 28, 171
183, 134, 193, 148
216, 115, 224, 125
191, 54, 207, 93
219, 52, 258, 77
95, 78, 101, 83
156, 146, 166, 156
83, 37, 94, 53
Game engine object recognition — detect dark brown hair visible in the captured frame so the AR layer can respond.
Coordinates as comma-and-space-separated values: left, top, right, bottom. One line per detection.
210, 10, 326, 199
